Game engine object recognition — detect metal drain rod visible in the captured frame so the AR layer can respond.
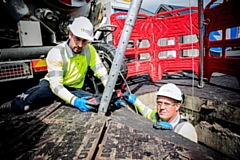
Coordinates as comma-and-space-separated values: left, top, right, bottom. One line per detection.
98, 0, 143, 115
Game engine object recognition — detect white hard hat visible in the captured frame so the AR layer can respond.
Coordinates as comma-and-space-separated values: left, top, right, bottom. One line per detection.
156, 83, 182, 101
68, 16, 94, 41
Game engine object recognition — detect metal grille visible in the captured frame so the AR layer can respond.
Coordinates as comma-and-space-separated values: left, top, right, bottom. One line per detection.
0, 60, 33, 82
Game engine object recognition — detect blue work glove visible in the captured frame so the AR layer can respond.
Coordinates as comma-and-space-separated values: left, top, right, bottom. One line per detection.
123, 94, 137, 104
153, 121, 173, 130
73, 96, 95, 112
113, 99, 127, 108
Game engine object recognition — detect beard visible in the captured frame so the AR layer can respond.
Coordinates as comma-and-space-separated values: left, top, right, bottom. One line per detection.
72, 46, 83, 54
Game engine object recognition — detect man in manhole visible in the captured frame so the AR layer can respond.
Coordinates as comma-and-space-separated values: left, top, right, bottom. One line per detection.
123, 83, 198, 143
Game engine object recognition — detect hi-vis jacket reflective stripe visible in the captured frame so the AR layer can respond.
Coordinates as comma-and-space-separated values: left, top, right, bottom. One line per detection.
133, 99, 198, 143
44, 41, 108, 104
133, 99, 159, 122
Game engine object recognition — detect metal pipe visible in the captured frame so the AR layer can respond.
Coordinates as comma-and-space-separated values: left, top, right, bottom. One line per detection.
198, 0, 204, 88
0, 46, 53, 60
98, 0, 143, 115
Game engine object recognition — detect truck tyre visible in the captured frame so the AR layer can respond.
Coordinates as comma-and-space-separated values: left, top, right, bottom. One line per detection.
83, 42, 128, 95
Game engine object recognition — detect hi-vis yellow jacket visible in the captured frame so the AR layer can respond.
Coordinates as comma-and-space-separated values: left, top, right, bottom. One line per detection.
44, 41, 108, 104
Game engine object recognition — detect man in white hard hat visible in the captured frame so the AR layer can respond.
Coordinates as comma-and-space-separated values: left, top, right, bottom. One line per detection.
123, 83, 198, 143
0, 17, 117, 113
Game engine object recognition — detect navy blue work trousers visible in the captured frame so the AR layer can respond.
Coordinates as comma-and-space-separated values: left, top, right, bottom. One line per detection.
11, 79, 94, 113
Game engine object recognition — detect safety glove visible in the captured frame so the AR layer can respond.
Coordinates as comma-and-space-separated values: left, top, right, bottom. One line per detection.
73, 96, 95, 112
123, 94, 137, 105
153, 121, 173, 130
113, 99, 128, 108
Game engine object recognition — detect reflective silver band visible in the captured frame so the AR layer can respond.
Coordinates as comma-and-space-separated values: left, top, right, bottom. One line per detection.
48, 71, 63, 77
54, 85, 64, 94
91, 63, 105, 71
100, 74, 108, 81
142, 107, 151, 116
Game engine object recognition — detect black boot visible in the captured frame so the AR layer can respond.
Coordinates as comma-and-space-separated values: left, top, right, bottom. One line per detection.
0, 101, 12, 113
